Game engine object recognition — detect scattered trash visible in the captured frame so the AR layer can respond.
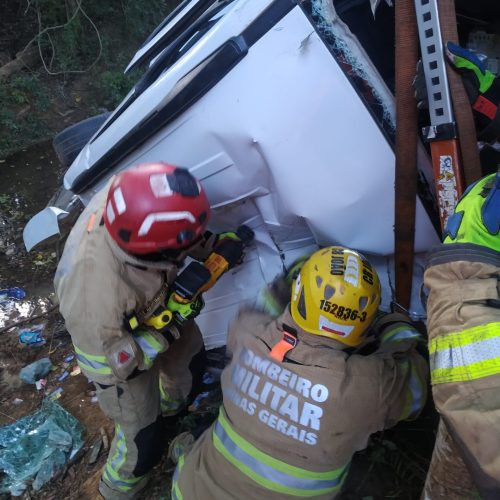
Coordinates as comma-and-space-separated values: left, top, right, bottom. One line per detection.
70, 366, 81, 377
48, 341, 64, 355
9, 481, 27, 496
0, 400, 83, 493
58, 371, 69, 382
0, 287, 26, 303
100, 427, 109, 450
87, 436, 103, 465
18, 324, 45, 347
19, 358, 52, 384
12, 398, 23, 405
35, 379, 47, 391
188, 392, 210, 412
64, 354, 75, 363
49, 388, 64, 401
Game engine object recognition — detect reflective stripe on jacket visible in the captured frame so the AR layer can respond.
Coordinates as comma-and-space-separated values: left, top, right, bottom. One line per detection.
424, 242, 500, 498
213, 409, 348, 497
173, 308, 428, 499
54, 184, 178, 385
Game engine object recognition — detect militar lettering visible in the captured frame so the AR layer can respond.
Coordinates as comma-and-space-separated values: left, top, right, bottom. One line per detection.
226, 348, 329, 446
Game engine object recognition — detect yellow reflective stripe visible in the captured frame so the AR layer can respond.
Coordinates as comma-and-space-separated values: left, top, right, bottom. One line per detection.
218, 410, 344, 481
430, 322, 500, 384
111, 425, 127, 473
104, 425, 142, 492
213, 410, 347, 497
429, 322, 500, 353
103, 467, 142, 491
74, 345, 112, 375
432, 357, 500, 384
380, 326, 421, 344
159, 381, 183, 413
171, 455, 185, 500
74, 345, 107, 361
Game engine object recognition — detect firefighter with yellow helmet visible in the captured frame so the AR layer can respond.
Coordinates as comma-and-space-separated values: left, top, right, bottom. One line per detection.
170, 246, 429, 499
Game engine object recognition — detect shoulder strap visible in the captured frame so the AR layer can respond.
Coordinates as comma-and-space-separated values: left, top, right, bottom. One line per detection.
269, 324, 298, 362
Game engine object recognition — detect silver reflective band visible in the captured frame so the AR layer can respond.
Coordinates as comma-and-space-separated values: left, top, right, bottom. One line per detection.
382, 327, 420, 343
407, 365, 425, 417
134, 334, 160, 362
430, 335, 500, 371
76, 353, 110, 370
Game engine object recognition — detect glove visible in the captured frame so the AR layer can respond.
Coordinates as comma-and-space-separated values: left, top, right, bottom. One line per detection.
443, 171, 500, 251
258, 255, 311, 317
372, 311, 414, 334
445, 42, 500, 142
214, 225, 254, 268
167, 294, 205, 326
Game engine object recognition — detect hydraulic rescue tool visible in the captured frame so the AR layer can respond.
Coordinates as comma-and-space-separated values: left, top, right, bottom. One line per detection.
138, 225, 254, 332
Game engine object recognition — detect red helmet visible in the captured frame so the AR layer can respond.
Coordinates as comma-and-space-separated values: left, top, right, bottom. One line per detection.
103, 163, 210, 254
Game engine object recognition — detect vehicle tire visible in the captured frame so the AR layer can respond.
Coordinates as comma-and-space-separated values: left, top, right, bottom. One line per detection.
52, 112, 111, 168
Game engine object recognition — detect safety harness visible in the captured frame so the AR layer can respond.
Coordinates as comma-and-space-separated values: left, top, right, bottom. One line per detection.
269, 324, 298, 362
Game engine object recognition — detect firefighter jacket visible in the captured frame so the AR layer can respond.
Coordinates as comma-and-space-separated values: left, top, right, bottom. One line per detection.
172, 307, 428, 499
54, 183, 211, 386
424, 242, 500, 498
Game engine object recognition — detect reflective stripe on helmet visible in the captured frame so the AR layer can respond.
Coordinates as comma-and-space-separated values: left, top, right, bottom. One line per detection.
137, 211, 196, 236
430, 322, 500, 384
212, 410, 348, 497
171, 454, 185, 500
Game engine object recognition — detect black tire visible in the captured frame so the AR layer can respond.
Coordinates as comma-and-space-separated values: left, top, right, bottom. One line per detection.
52, 112, 111, 168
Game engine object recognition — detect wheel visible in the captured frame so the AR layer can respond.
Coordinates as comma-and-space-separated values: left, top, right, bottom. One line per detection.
52, 112, 111, 168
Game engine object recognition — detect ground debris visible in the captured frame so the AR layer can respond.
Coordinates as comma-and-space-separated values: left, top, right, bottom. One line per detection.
86, 436, 103, 465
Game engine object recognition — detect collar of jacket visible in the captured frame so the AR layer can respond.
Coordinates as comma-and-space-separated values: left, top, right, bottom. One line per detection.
102, 221, 179, 273
276, 307, 348, 352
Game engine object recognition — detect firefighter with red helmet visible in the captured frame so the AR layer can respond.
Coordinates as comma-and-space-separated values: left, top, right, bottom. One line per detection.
55, 163, 240, 499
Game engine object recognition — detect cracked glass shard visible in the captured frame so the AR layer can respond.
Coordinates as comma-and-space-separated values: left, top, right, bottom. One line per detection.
307, 0, 395, 135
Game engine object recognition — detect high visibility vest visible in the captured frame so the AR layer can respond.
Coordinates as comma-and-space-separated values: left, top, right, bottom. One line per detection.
444, 173, 500, 252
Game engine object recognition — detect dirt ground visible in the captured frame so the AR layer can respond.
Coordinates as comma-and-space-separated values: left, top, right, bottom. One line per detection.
0, 141, 438, 499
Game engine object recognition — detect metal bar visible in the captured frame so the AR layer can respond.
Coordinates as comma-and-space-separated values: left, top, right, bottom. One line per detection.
414, 0, 454, 130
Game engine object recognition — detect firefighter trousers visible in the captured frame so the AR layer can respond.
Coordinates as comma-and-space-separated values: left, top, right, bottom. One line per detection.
97, 321, 205, 499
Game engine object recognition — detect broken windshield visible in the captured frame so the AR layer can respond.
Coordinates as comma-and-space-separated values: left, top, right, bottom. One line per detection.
301, 0, 396, 142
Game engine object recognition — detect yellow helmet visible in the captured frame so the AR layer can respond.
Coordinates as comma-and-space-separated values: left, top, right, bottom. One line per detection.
290, 246, 381, 346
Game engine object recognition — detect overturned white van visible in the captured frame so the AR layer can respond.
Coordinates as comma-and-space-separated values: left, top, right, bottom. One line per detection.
24, 0, 441, 348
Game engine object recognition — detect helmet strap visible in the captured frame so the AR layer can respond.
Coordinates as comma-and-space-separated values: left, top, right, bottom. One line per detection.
269, 324, 298, 362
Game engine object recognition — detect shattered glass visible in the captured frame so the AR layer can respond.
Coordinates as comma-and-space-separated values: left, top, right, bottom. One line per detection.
0, 400, 83, 494
303, 0, 396, 138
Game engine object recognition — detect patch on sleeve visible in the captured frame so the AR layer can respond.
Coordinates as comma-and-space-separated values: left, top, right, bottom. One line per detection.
104, 338, 138, 380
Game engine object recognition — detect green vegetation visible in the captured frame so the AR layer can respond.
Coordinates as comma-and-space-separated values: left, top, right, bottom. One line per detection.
0, 73, 51, 155
0, 0, 179, 158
